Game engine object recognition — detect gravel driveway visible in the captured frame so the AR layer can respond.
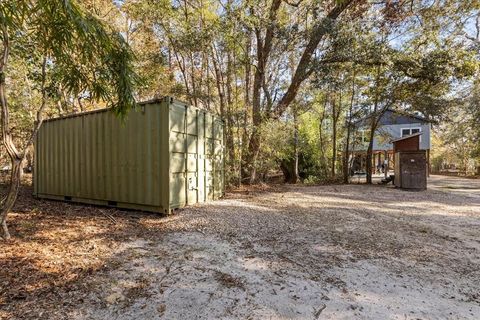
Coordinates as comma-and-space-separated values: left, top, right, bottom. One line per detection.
65, 175, 480, 320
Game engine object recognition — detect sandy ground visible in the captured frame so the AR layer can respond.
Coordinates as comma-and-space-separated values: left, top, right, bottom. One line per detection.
1, 175, 480, 319
428, 175, 480, 199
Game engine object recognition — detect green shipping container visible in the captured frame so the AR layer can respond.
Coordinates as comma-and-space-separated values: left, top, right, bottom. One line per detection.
33, 97, 225, 214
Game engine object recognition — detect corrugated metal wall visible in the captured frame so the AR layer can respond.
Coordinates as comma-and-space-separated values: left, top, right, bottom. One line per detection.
34, 97, 224, 213
168, 101, 224, 208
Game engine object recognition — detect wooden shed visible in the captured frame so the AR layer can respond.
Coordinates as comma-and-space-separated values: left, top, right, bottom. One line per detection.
392, 133, 427, 190
33, 97, 225, 214
392, 132, 421, 153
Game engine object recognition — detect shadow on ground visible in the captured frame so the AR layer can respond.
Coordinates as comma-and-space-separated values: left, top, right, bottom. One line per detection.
1, 175, 479, 319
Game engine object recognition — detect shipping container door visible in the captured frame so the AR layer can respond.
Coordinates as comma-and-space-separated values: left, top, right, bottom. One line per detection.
197, 112, 206, 202
186, 107, 199, 204
205, 114, 215, 200
169, 103, 187, 207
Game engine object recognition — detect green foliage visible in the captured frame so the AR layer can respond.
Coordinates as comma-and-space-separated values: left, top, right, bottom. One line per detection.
432, 104, 479, 175
257, 120, 294, 175
1, 0, 138, 118
2, 0, 480, 182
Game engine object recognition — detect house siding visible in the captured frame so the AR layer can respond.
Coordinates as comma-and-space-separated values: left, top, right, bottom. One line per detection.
354, 123, 431, 151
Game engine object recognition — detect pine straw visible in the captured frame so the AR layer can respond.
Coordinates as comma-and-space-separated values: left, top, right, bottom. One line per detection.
1, 175, 479, 319
0, 177, 320, 319
0, 176, 167, 320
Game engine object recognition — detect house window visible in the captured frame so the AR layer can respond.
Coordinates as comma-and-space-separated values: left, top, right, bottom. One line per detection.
401, 127, 422, 142
354, 129, 371, 146
401, 127, 421, 137
401, 128, 411, 137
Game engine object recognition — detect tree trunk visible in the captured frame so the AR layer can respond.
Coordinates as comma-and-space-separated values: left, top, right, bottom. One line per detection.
292, 107, 300, 183
331, 96, 337, 178
243, 0, 354, 182
240, 32, 252, 184
273, 0, 355, 118
343, 68, 356, 183
0, 28, 16, 239
77, 97, 85, 112
56, 99, 64, 115
343, 128, 352, 183
365, 133, 375, 184
242, 0, 282, 183
225, 51, 235, 168
0, 96, 20, 239
212, 45, 236, 182
365, 106, 379, 184
189, 52, 198, 108
318, 97, 328, 177
243, 52, 263, 183
246, 128, 261, 183
0, 34, 47, 239
366, 64, 381, 184
332, 86, 343, 179
0, 159, 21, 240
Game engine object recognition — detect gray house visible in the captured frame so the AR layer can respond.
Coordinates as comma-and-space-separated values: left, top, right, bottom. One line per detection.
351, 109, 432, 173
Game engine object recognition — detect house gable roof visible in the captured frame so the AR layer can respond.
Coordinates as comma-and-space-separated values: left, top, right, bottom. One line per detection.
354, 109, 431, 127
379, 109, 430, 125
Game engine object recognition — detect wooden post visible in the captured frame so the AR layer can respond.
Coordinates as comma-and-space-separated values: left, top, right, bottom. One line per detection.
376, 152, 381, 174
384, 150, 388, 179
391, 151, 395, 171
427, 149, 430, 177
373, 152, 376, 175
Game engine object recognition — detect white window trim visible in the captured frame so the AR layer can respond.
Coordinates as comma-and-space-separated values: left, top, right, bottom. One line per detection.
400, 127, 422, 142
400, 128, 410, 137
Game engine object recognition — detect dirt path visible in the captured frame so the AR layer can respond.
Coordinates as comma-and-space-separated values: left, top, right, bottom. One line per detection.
428, 174, 480, 199
2, 177, 480, 319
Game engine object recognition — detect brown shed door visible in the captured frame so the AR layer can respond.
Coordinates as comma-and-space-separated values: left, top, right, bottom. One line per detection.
400, 152, 427, 189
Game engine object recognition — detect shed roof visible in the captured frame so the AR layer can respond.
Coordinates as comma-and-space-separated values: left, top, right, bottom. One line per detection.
390, 132, 423, 143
